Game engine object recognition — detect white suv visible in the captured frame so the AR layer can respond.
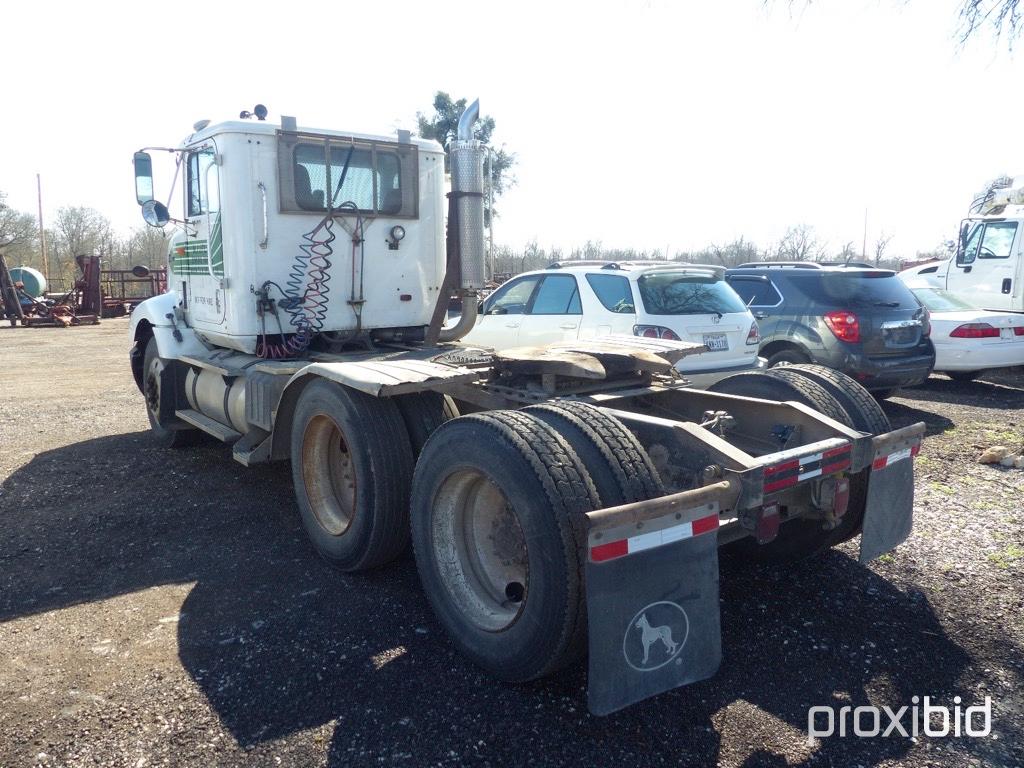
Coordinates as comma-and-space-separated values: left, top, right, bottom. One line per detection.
464, 262, 765, 387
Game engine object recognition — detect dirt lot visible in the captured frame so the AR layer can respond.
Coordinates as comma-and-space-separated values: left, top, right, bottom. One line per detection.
1, 319, 1022, 767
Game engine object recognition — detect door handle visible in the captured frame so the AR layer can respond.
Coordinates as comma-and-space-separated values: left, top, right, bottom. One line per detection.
560, 322, 579, 329
753, 311, 767, 319
1002, 278, 1012, 294
505, 322, 520, 328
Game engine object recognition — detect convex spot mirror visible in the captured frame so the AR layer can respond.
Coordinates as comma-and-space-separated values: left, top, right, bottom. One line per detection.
134, 152, 155, 205
142, 200, 170, 228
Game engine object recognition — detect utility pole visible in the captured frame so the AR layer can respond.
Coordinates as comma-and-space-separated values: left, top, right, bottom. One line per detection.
36, 173, 49, 284
861, 207, 868, 262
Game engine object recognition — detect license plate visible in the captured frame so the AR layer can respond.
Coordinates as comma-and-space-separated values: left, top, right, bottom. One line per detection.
703, 333, 729, 351
1000, 328, 1012, 340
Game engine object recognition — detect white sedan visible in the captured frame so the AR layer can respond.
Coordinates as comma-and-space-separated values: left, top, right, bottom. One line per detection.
911, 287, 1024, 381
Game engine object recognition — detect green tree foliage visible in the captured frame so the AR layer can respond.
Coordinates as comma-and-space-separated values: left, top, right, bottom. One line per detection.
416, 92, 516, 220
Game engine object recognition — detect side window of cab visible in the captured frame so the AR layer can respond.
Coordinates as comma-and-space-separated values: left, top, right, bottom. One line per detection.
186, 149, 220, 217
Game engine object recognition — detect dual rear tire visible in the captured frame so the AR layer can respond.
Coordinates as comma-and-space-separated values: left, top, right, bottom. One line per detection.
289, 383, 665, 680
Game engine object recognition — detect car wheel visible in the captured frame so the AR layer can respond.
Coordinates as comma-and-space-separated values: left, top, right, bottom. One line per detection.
766, 348, 810, 368
948, 371, 981, 383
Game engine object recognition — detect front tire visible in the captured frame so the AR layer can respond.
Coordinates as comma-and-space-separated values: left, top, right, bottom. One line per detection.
290, 380, 414, 571
142, 337, 196, 449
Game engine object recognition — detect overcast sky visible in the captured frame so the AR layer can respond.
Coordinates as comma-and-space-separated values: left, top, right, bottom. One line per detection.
1, 0, 1018, 258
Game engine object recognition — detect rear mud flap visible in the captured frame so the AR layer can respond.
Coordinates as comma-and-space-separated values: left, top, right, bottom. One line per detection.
859, 435, 919, 563
584, 494, 728, 716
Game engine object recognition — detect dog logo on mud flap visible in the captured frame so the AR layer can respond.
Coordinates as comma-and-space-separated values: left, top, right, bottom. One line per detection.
622, 601, 689, 672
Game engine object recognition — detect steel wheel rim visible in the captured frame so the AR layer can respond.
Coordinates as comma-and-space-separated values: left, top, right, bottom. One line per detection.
432, 469, 529, 632
301, 414, 356, 536
144, 354, 163, 418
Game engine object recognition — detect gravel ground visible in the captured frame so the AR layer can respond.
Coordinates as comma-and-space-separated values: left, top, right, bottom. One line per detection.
1, 319, 1022, 767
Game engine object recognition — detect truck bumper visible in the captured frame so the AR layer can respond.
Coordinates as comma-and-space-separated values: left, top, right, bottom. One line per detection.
581, 419, 925, 715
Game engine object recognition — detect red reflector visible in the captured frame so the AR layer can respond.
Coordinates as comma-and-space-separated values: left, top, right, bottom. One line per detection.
950, 323, 1000, 339
764, 459, 800, 476
590, 539, 628, 563
756, 503, 780, 544
833, 477, 850, 519
911, 443, 921, 457
692, 514, 720, 536
824, 311, 860, 343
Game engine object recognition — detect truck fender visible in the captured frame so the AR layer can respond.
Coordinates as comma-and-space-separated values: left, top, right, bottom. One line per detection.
268, 359, 478, 460
129, 292, 208, 360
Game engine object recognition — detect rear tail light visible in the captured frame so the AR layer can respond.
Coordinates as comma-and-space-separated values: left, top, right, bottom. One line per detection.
950, 323, 1000, 339
746, 321, 760, 346
1014, 326, 1024, 337
823, 311, 860, 343
921, 308, 931, 338
633, 325, 680, 340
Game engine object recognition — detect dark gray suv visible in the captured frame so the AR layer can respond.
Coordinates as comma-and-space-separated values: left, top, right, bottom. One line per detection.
725, 263, 935, 395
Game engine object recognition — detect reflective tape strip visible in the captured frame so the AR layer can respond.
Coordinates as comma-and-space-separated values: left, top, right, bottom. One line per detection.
872, 442, 920, 471
590, 513, 720, 563
763, 443, 851, 494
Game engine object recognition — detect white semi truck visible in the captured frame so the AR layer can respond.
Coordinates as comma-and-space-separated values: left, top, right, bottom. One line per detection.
128, 101, 924, 714
901, 176, 1024, 312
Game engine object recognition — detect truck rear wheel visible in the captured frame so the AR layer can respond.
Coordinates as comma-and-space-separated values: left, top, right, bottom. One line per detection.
710, 370, 848, 424
770, 365, 890, 434
394, 392, 459, 458
523, 400, 664, 507
410, 410, 599, 681
708, 371, 856, 561
142, 337, 196, 449
291, 380, 414, 571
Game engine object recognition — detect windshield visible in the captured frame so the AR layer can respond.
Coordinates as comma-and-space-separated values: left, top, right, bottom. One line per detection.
637, 274, 747, 316
911, 288, 977, 312
787, 272, 919, 308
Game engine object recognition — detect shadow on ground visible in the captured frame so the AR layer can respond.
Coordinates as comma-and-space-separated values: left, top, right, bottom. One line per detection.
0, 431, 1014, 766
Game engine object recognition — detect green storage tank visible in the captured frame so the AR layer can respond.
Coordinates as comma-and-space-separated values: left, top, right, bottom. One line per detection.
9, 266, 46, 298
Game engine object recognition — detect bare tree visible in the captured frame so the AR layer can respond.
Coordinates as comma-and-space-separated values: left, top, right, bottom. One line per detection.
836, 241, 859, 264
959, 0, 1021, 46
777, 224, 826, 261
0, 192, 38, 252
874, 232, 894, 265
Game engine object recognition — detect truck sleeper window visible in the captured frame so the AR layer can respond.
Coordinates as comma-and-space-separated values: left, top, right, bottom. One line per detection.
278, 133, 417, 218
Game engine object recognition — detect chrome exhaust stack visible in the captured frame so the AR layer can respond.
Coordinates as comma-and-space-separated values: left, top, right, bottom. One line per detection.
438, 98, 485, 342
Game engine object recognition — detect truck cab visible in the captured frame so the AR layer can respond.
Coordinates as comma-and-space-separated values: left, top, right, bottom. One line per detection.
135, 116, 447, 353
902, 181, 1024, 313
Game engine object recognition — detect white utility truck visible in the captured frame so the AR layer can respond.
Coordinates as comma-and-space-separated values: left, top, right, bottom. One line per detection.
902, 176, 1024, 312
128, 101, 924, 715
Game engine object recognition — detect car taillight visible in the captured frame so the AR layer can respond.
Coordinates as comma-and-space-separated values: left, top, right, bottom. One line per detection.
1014, 326, 1024, 337
633, 324, 680, 340
950, 323, 1000, 339
823, 311, 860, 343
746, 321, 760, 346
921, 308, 931, 338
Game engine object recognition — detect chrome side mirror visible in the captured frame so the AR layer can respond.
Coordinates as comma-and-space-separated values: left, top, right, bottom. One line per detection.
142, 200, 171, 228
134, 152, 155, 205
